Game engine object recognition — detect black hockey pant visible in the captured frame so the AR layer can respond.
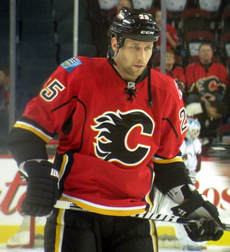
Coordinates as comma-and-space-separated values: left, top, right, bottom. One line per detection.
44, 209, 158, 252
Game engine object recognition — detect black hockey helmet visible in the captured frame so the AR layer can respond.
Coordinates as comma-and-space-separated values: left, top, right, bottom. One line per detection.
110, 7, 160, 47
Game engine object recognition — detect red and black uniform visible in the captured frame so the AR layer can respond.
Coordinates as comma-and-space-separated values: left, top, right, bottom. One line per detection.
157, 24, 179, 50
8, 56, 190, 252
185, 62, 229, 102
154, 65, 186, 93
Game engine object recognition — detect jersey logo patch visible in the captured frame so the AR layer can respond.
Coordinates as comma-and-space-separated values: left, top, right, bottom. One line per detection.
197, 76, 224, 93
91, 110, 154, 166
61, 57, 82, 73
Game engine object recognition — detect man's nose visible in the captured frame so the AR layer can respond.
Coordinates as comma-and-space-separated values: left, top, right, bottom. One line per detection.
137, 49, 146, 60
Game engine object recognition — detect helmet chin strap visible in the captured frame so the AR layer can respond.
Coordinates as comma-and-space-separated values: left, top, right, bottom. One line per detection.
112, 35, 125, 59
107, 35, 123, 65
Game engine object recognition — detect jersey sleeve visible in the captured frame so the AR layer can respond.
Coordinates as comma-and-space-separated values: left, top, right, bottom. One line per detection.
18, 62, 81, 137
154, 80, 187, 161
152, 79, 191, 193
8, 60, 81, 164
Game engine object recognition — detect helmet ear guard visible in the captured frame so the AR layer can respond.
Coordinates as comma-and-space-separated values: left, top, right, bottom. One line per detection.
109, 34, 126, 59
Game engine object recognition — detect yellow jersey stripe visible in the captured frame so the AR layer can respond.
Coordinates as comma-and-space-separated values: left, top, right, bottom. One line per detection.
58, 154, 69, 189
152, 156, 183, 164
59, 196, 146, 216
149, 220, 158, 251
14, 121, 52, 143
55, 209, 65, 252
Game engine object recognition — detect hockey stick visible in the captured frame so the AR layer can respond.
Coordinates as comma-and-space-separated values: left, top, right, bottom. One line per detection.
54, 200, 230, 231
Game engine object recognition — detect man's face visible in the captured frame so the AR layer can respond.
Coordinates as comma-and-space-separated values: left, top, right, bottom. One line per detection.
166, 52, 175, 65
155, 11, 162, 27
198, 45, 213, 63
112, 38, 153, 81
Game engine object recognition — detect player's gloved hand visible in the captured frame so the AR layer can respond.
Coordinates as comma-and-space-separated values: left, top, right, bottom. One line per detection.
171, 190, 224, 242
20, 160, 59, 217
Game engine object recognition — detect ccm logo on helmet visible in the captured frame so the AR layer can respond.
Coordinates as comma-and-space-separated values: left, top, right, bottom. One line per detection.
140, 31, 154, 34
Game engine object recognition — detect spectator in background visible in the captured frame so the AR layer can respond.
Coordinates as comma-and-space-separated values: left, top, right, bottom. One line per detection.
0, 66, 10, 112
154, 9, 179, 51
108, 0, 133, 25
0, 66, 10, 154
223, 84, 230, 123
0, 65, 32, 122
117, 0, 133, 12
106, 0, 133, 46
98, 0, 120, 44
99, 0, 133, 37
185, 43, 229, 105
154, 49, 186, 95
186, 98, 227, 145
132, 0, 156, 9
98, 0, 119, 11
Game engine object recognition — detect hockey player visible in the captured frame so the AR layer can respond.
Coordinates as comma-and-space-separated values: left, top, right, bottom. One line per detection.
8, 7, 224, 252
175, 118, 205, 250
153, 118, 203, 250
181, 117, 202, 185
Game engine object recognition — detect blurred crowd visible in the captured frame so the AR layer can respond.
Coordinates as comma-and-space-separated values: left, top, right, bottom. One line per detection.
99, 0, 230, 147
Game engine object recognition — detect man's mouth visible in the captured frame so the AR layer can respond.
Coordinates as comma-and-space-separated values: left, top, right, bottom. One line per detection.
134, 64, 144, 69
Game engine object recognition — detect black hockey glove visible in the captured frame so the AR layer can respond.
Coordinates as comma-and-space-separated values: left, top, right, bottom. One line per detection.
171, 190, 224, 242
20, 160, 59, 217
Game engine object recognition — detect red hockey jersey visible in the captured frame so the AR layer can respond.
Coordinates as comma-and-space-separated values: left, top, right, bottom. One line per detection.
13, 56, 187, 216
154, 66, 186, 86
185, 62, 229, 96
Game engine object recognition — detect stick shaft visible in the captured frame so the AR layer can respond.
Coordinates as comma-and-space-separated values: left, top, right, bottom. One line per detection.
54, 200, 230, 231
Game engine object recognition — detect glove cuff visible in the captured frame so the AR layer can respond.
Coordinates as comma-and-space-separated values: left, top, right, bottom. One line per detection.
21, 160, 59, 181
19, 159, 47, 178
171, 191, 204, 217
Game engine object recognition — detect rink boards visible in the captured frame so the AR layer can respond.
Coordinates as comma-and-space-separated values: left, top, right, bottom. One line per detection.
0, 156, 229, 247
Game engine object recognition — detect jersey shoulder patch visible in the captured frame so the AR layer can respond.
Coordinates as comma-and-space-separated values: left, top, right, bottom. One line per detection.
61, 56, 82, 73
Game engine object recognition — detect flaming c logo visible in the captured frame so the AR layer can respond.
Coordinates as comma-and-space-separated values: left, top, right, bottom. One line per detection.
91, 110, 154, 166
198, 77, 222, 92
209, 79, 220, 91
